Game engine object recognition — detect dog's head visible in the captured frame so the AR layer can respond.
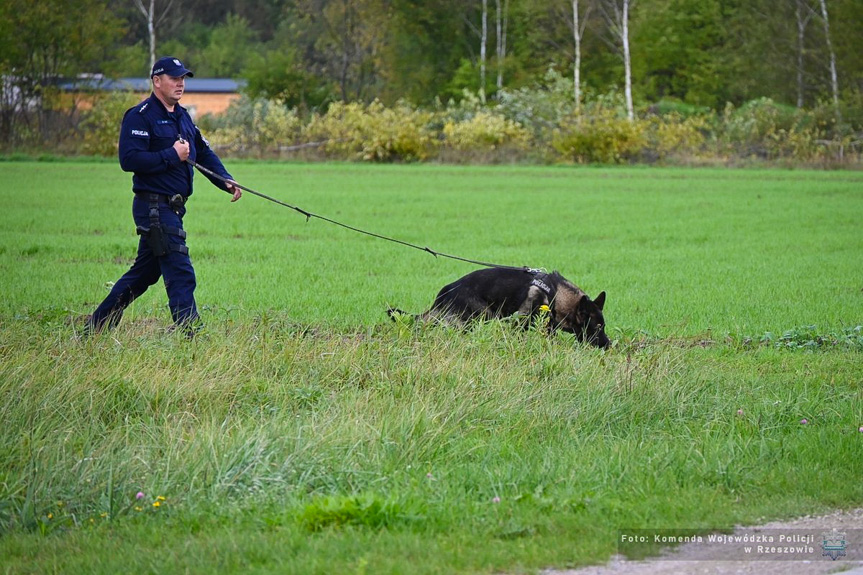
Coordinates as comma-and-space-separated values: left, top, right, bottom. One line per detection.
550, 288, 610, 349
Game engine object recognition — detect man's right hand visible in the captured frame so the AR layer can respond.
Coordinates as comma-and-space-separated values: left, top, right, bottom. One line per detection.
173, 138, 190, 162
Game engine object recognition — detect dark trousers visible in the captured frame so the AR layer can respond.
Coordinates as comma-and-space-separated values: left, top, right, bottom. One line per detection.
89, 196, 197, 331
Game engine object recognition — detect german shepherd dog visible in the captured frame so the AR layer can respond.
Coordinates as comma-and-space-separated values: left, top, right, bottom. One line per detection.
389, 267, 610, 349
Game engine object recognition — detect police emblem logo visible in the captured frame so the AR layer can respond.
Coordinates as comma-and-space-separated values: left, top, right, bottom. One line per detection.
196, 125, 211, 148
821, 528, 847, 560
530, 277, 552, 295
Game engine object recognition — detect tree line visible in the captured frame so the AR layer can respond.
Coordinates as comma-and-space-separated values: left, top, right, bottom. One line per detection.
1, 0, 861, 156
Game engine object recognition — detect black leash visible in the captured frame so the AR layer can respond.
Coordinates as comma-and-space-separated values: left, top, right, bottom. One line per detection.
187, 159, 525, 271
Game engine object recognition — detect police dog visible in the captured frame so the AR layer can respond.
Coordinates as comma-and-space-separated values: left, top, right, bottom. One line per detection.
389, 267, 610, 349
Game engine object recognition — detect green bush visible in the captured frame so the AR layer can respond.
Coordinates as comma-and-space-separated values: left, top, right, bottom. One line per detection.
121, 88, 860, 166
647, 99, 712, 119
644, 113, 709, 162
552, 107, 646, 164
303, 100, 435, 162
495, 68, 575, 137
718, 98, 823, 160
79, 91, 141, 156
441, 111, 530, 152
202, 96, 303, 157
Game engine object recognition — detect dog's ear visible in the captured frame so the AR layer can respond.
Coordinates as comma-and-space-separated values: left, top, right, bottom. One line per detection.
593, 291, 606, 311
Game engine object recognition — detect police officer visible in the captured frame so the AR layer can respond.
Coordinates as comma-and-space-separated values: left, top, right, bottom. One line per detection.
87, 56, 242, 335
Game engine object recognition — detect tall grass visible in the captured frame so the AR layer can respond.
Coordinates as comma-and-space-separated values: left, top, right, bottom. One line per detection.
0, 162, 861, 573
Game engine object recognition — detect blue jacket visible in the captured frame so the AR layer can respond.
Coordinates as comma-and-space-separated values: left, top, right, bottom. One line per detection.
118, 93, 233, 198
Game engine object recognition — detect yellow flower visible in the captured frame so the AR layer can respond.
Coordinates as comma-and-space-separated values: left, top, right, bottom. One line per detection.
539, 305, 550, 312
152, 501, 161, 508
134, 506, 143, 512
47, 513, 53, 520
156, 495, 166, 501
100, 512, 108, 518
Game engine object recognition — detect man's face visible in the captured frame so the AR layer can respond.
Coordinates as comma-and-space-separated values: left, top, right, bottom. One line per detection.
152, 74, 186, 107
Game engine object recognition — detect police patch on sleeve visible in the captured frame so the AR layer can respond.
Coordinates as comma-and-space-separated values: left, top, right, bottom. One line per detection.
195, 125, 211, 148
130, 129, 149, 138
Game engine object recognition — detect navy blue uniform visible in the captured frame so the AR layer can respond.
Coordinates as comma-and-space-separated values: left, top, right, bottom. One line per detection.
89, 93, 234, 332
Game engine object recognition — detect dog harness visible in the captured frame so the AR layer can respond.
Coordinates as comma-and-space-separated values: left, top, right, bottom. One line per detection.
528, 269, 557, 301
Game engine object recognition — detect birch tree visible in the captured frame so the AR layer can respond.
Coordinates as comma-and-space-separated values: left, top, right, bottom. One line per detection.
569, 0, 592, 111
480, 0, 488, 103
597, 0, 635, 120
816, 0, 840, 115
133, 0, 177, 74
794, 0, 815, 108
495, 0, 509, 93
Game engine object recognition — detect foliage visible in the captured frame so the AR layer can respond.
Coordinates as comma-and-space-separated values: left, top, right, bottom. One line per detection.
441, 111, 531, 152
551, 96, 647, 164
5, 0, 863, 163
64, 84, 861, 166
194, 14, 259, 78
647, 99, 713, 119
632, 0, 730, 108
719, 98, 824, 160
643, 113, 710, 162
299, 492, 419, 531
200, 96, 303, 157
495, 68, 576, 137
761, 325, 863, 351
303, 100, 436, 162
100, 0, 862, 114
243, 48, 333, 111
79, 91, 142, 157
0, 0, 124, 146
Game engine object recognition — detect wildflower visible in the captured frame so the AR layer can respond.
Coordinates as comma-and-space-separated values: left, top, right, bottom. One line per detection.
136, 492, 145, 500
539, 305, 550, 313
134, 506, 143, 512
47, 513, 53, 520
859, 426, 863, 433
800, 419, 808, 425
100, 512, 108, 519
426, 473, 433, 479
152, 501, 161, 508
736, 409, 744, 416
492, 496, 501, 504
156, 495, 166, 501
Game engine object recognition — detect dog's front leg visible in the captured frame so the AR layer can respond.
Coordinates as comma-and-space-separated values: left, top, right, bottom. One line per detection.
518, 286, 550, 331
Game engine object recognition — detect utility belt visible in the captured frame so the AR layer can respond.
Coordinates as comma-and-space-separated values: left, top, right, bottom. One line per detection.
135, 193, 188, 257
135, 191, 187, 211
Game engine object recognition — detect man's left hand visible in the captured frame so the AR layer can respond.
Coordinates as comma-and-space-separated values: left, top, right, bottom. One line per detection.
226, 180, 242, 202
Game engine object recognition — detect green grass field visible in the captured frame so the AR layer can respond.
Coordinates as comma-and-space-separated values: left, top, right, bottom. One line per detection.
0, 161, 861, 574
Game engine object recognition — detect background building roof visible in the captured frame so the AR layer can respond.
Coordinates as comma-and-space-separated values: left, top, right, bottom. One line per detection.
58, 76, 245, 93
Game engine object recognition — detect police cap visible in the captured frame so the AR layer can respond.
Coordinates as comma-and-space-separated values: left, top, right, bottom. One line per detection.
151, 57, 194, 78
